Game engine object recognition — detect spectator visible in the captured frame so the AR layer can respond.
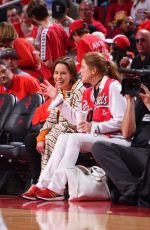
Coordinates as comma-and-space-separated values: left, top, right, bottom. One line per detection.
21, 52, 129, 201
6, 6, 20, 24
131, 0, 150, 26
106, 34, 131, 67
0, 59, 40, 100
50, 0, 74, 34
119, 16, 137, 54
106, 0, 132, 28
79, 0, 107, 35
111, 16, 137, 54
0, 22, 53, 83
131, 29, 150, 69
24, 57, 85, 186
69, 19, 110, 71
91, 84, 150, 206
120, 29, 150, 70
27, 0, 73, 69
66, 0, 79, 20
0, 47, 30, 75
13, 4, 38, 40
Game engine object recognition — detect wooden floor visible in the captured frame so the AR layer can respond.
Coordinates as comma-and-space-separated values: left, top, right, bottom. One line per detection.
0, 195, 150, 230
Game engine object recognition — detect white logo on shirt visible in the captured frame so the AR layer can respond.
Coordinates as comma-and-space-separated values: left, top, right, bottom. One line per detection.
56, 5, 60, 12
142, 114, 150, 122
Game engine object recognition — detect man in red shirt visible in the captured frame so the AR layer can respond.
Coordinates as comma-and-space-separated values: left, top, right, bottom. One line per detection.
79, 0, 107, 36
0, 60, 40, 100
69, 19, 110, 71
6, 6, 20, 24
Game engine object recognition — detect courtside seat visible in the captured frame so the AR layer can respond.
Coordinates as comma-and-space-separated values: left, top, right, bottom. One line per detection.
0, 94, 45, 162
0, 94, 18, 142
0, 94, 45, 195
0, 144, 22, 159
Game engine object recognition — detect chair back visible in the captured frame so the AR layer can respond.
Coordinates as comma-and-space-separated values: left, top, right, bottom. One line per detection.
4, 94, 45, 137
0, 94, 18, 132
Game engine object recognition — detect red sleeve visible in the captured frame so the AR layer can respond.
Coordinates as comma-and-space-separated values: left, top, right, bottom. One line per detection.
32, 98, 52, 125
19, 76, 41, 96
25, 77, 41, 94
56, 25, 74, 52
13, 38, 40, 68
77, 40, 89, 70
10, 75, 40, 100
13, 22, 24, 37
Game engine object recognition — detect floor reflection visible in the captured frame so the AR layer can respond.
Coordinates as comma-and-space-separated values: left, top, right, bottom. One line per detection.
35, 201, 111, 230
1, 196, 150, 230
0, 210, 8, 230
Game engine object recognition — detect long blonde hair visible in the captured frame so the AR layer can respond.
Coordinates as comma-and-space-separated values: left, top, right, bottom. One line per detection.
83, 52, 121, 82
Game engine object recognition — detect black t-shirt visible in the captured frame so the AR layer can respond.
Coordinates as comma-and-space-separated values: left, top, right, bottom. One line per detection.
131, 98, 150, 148
131, 54, 150, 70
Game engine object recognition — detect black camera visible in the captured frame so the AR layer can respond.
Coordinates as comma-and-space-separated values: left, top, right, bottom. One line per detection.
119, 68, 150, 96
121, 76, 150, 96
121, 77, 141, 96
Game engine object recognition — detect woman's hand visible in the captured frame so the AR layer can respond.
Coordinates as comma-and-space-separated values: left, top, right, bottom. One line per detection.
36, 141, 45, 154
139, 84, 150, 111
40, 80, 58, 99
77, 121, 92, 133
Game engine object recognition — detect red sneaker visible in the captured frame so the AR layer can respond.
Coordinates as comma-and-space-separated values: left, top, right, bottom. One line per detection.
37, 188, 64, 201
21, 185, 41, 200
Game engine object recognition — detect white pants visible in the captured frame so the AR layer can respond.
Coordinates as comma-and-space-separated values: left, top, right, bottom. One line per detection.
37, 133, 131, 194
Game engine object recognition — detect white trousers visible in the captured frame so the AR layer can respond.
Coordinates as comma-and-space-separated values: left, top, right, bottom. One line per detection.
37, 133, 131, 194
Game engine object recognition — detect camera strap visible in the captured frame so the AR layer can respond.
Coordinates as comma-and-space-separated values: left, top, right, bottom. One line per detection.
93, 78, 103, 102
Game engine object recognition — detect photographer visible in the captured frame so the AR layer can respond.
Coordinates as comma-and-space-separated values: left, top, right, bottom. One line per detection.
91, 84, 150, 207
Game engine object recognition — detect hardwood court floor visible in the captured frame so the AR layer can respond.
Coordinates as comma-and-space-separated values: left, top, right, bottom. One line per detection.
0, 195, 150, 230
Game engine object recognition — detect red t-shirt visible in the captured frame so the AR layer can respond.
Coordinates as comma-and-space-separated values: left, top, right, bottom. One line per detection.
0, 75, 40, 100
13, 38, 52, 82
40, 24, 71, 62
32, 98, 52, 125
13, 22, 38, 39
13, 38, 41, 76
76, 34, 110, 71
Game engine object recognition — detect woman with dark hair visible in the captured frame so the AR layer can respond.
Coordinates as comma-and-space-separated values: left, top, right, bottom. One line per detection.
22, 52, 129, 201
24, 56, 84, 184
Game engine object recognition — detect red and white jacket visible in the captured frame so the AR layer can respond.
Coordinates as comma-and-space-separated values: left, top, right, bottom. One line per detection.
82, 78, 113, 122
